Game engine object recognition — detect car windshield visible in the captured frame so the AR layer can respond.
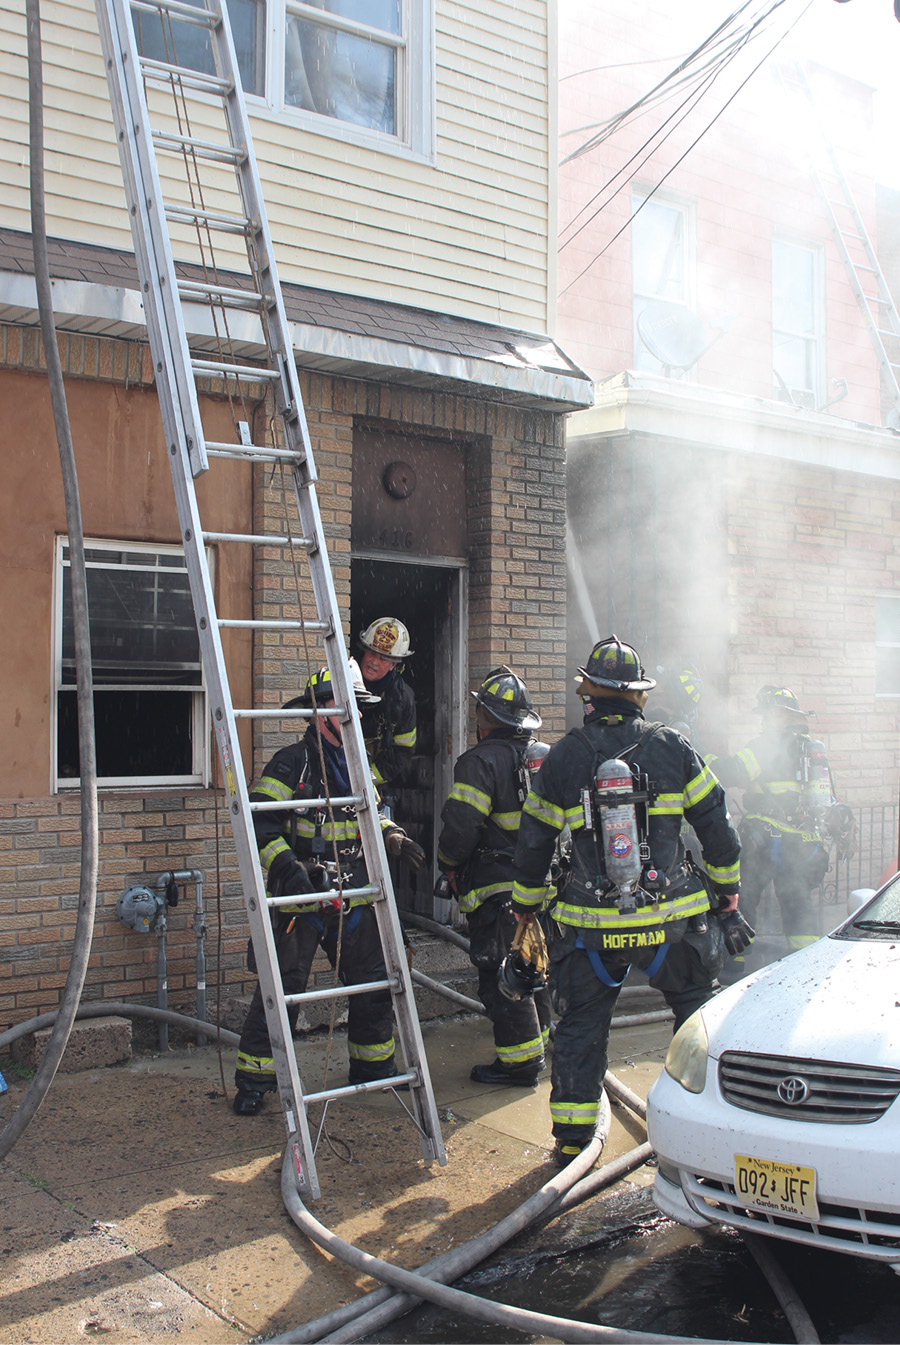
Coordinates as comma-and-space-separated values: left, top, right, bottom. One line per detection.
836, 876, 900, 940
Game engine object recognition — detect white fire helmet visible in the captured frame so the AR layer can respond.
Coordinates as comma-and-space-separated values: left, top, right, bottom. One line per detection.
358, 617, 413, 661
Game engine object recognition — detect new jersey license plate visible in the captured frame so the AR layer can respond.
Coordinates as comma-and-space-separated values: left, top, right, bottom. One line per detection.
734, 1154, 819, 1220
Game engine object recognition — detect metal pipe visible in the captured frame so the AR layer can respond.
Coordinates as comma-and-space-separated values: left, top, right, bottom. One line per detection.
156, 911, 168, 1052
154, 871, 207, 1047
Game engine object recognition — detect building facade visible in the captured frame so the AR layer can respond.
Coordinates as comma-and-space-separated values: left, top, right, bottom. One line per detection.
557, 0, 900, 899
0, 0, 590, 1025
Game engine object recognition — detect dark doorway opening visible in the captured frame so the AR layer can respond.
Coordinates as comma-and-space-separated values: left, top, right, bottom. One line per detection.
351, 557, 464, 915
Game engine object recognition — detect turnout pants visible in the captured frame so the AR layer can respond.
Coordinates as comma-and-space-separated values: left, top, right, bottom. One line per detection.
548, 923, 718, 1148
235, 904, 395, 1092
467, 896, 551, 1069
739, 819, 828, 952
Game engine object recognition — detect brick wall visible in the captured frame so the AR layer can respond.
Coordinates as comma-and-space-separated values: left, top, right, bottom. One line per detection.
0, 325, 569, 1023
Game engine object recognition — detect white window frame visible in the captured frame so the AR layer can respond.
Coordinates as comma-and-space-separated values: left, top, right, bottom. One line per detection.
772, 237, 825, 410
53, 537, 209, 791
631, 188, 696, 377
876, 594, 900, 699
252, 0, 435, 161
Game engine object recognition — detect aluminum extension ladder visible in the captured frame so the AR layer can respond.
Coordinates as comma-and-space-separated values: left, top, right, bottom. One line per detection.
784, 63, 900, 429
93, 0, 445, 1199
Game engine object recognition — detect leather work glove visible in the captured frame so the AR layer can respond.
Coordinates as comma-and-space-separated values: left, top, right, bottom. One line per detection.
717, 908, 755, 957
385, 830, 426, 871
273, 859, 314, 897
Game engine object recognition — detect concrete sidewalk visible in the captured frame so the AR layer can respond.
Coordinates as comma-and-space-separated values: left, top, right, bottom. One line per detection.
0, 1003, 670, 1344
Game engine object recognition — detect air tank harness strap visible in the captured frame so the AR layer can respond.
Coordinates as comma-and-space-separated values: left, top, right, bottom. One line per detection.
575, 933, 669, 986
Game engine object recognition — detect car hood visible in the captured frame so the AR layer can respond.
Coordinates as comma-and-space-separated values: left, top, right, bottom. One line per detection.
702, 934, 900, 1067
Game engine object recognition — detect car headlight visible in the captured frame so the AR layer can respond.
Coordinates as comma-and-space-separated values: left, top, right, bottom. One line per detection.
664, 1011, 709, 1094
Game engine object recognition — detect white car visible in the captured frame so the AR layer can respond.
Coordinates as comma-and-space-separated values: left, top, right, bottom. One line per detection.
647, 879, 900, 1270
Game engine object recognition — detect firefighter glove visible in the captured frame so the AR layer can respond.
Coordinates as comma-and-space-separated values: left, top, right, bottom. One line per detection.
717, 908, 755, 957
281, 861, 315, 896
386, 830, 426, 871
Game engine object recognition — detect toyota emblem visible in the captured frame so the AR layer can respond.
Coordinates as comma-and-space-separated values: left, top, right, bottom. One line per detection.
776, 1075, 810, 1106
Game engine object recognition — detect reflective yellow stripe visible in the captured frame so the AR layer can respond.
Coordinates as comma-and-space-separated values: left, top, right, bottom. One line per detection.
348, 1037, 395, 1063
458, 881, 514, 913
550, 1099, 601, 1128
684, 763, 718, 808
497, 1034, 545, 1065
706, 858, 740, 885
523, 793, 565, 831
786, 934, 818, 951
552, 887, 710, 929
766, 781, 801, 796
394, 728, 416, 748
736, 747, 760, 779
260, 836, 292, 868
490, 809, 521, 832
449, 781, 492, 816
511, 880, 552, 910
293, 818, 359, 841
255, 774, 293, 802
564, 803, 586, 829
236, 1051, 274, 1075
746, 813, 820, 839
371, 762, 385, 783
650, 792, 683, 817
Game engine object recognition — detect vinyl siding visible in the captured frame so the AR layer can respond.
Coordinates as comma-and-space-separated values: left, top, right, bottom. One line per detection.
0, 0, 552, 331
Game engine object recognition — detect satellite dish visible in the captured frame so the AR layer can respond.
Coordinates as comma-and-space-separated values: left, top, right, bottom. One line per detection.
637, 301, 708, 372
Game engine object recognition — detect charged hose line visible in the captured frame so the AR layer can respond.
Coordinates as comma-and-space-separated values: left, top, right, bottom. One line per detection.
742, 1233, 821, 1345
0, 1003, 241, 1054
2, 0, 100, 1166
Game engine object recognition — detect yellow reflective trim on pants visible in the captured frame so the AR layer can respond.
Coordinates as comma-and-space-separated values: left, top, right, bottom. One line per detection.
496, 1032, 545, 1066
236, 1051, 275, 1075
348, 1038, 395, 1063
786, 934, 818, 951
550, 1100, 601, 1128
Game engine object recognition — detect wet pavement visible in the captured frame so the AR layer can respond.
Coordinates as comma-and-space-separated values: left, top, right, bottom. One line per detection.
3, 936, 899, 1344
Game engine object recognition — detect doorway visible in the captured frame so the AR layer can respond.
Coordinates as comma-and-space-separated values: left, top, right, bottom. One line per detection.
351, 555, 467, 916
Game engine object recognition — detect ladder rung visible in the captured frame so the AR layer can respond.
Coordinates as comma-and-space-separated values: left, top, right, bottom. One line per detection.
165, 204, 250, 234
839, 230, 863, 242
233, 707, 341, 720
139, 56, 231, 96
217, 618, 329, 631
192, 358, 278, 381
267, 885, 379, 910
153, 129, 245, 165
305, 1071, 418, 1104
179, 281, 263, 311
250, 795, 362, 813
131, 0, 219, 26
877, 330, 900, 341
206, 443, 304, 462
201, 530, 313, 546
285, 977, 398, 1007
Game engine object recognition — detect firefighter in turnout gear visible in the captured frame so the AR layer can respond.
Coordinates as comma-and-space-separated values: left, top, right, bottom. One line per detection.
708, 685, 841, 975
438, 667, 553, 1087
511, 636, 744, 1165
233, 658, 426, 1115
357, 618, 417, 807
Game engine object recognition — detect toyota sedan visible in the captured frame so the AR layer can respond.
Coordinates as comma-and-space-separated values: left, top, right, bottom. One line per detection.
647, 878, 900, 1270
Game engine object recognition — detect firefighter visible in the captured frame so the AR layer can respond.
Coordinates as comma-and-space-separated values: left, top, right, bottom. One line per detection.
357, 617, 417, 811
511, 636, 747, 1166
708, 685, 842, 974
232, 657, 426, 1115
652, 665, 703, 741
437, 667, 553, 1087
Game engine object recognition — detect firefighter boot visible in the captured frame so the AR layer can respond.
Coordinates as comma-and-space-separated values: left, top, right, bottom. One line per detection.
470, 1057, 545, 1087
232, 1085, 269, 1116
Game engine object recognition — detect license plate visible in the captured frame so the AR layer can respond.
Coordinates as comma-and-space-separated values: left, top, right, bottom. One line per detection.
734, 1154, 819, 1220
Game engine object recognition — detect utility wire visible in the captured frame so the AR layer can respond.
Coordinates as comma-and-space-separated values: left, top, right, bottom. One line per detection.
560, 0, 761, 163
560, 0, 791, 249
559, 0, 815, 300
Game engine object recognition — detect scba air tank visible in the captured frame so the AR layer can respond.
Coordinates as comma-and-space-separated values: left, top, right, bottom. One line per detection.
595, 757, 642, 892
802, 738, 832, 813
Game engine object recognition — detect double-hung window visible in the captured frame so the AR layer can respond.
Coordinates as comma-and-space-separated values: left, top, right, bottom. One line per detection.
876, 595, 900, 697
772, 239, 824, 409
54, 539, 207, 789
132, 0, 434, 156
631, 191, 695, 375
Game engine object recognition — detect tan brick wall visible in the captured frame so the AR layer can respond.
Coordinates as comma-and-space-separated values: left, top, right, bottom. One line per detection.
1, 325, 569, 1021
